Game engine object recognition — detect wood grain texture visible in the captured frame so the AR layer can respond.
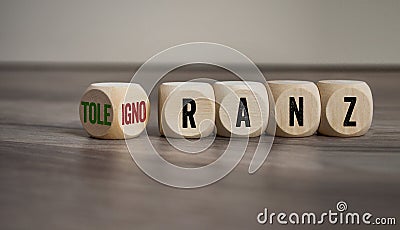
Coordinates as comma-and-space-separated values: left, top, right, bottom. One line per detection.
268, 80, 321, 137
214, 81, 269, 137
317, 80, 373, 137
158, 82, 215, 138
80, 82, 149, 139
0, 65, 399, 230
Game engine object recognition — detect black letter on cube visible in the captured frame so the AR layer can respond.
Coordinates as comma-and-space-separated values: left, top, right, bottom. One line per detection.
289, 97, 304, 126
182, 98, 197, 128
343, 97, 357, 127
236, 97, 251, 127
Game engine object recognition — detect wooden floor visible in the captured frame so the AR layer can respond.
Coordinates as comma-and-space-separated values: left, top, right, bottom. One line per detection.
0, 65, 399, 230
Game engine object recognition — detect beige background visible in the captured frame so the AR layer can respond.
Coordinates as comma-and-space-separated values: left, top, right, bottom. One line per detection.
0, 0, 399, 65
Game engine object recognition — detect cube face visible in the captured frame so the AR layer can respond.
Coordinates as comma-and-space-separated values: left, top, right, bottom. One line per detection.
268, 80, 321, 137
159, 82, 215, 138
79, 83, 149, 139
121, 84, 150, 138
317, 80, 373, 137
80, 89, 113, 137
214, 81, 269, 137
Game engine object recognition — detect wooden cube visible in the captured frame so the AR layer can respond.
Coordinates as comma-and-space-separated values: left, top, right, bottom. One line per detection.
268, 80, 321, 137
158, 82, 215, 138
79, 82, 149, 139
317, 80, 373, 137
213, 81, 269, 137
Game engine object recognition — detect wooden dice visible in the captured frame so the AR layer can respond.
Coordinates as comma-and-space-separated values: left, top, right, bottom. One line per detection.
80, 79, 373, 139
214, 81, 269, 137
79, 82, 149, 139
158, 82, 215, 138
317, 80, 373, 137
268, 80, 321, 137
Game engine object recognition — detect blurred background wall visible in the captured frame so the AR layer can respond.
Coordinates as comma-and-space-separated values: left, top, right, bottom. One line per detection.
0, 0, 399, 65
